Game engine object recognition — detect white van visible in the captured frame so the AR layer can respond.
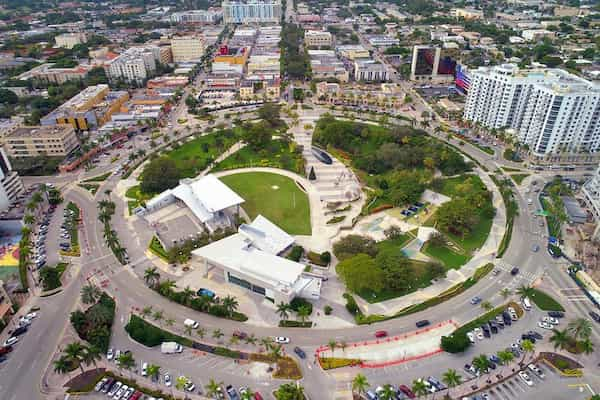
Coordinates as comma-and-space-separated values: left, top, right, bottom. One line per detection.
183, 319, 199, 329
522, 297, 532, 311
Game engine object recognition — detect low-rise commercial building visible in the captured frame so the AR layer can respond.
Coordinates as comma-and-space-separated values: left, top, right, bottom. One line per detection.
40, 84, 129, 131
309, 50, 349, 82
336, 45, 370, 60
305, 30, 332, 47
147, 76, 189, 89
170, 9, 223, 24
354, 60, 389, 82
54, 32, 87, 49
522, 29, 555, 42
366, 35, 400, 48
450, 7, 484, 19
16, 63, 89, 84
3, 125, 79, 159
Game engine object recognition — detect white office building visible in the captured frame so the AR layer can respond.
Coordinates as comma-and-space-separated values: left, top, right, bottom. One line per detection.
106, 47, 159, 85
170, 9, 223, 23
192, 215, 321, 304
464, 64, 600, 156
222, 0, 281, 24
171, 35, 205, 62
354, 60, 389, 82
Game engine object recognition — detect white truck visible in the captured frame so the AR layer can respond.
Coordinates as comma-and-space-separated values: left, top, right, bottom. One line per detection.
161, 342, 183, 354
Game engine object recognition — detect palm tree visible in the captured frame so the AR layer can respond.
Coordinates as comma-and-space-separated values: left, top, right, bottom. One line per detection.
339, 341, 347, 354
277, 302, 291, 321
141, 306, 153, 318
196, 327, 206, 339
143, 267, 160, 288
497, 350, 514, 375
53, 355, 72, 376
550, 328, 570, 351
117, 352, 135, 377
567, 318, 593, 341
500, 288, 512, 299
328, 339, 337, 358
64, 342, 87, 374
229, 335, 240, 345
442, 368, 462, 398
412, 379, 428, 397
158, 280, 176, 296
212, 328, 224, 341
165, 317, 175, 327
579, 338, 594, 359
516, 285, 534, 300
268, 342, 283, 360
481, 301, 493, 311
184, 325, 193, 336
260, 337, 273, 352
206, 379, 223, 398
244, 333, 257, 345
81, 284, 101, 305
221, 295, 239, 317
472, 354, 490, 381
352, 373, 369, 398
147, 364, 160, 385
520, 339, 535, 364
297, 304, 310, 324
152, 309, 164, 325
175, 375, 188, 391
181, 286, 195, 306
23, 214, 35, 225
240, 387, 255, 400
378, 384, 396, 400
82, 345, 102, 370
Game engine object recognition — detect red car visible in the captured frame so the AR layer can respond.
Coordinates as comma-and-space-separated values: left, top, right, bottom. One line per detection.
374, 330, 388, 338
254, 392, 264, 400
129, 391, 143, 400
399, 384, 416, 399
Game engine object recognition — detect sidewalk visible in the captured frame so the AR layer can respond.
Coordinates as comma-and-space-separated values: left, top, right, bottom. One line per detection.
354, 167, 507, 317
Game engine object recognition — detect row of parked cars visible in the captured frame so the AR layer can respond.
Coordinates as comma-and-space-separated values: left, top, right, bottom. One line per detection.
366, 383, 418, 399
400, 202, 425, 217
95, 377, 146, 400
33, 205, 56, 269
3, 312, 37, 348
462, 363, 546, 400
59, 207, 77, 253
466, 306, 520, 343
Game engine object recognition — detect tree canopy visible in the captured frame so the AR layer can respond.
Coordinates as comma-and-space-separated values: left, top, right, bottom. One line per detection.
140, 157, 180, 194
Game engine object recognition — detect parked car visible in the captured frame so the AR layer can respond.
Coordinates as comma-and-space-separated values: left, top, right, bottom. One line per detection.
107, 348, 114, 361
538, 321, 553, 330
588, 311, 600, 323
519, 371, 534, 386
548, 311, 564, 318
528, 363, 545, 379
3, 337, 18, 347
510, 267, 520, 275
467, 332, 475, 343
107, 382, 122, 397
101, 378, 115, 393
226, 384, 240, 400
95, 377, 108, 392
398, 384, 416, 399
542, 316, 559, 325
374, 330, 388, 338
274, 336, 290, 344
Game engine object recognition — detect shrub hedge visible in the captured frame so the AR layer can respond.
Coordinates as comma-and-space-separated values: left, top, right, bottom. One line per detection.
125, 315, 192, 347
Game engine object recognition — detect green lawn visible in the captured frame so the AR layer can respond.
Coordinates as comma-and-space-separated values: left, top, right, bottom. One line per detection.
530, 288, 565, 311
423, 243, 470, 270
376, 234, 413, 253
125, 185, 154, 210
213, 139, 304, 175
436, 175, 487, 198
165, 130, 239, 178
219, 172, 311, 235
511, 174, 529, 185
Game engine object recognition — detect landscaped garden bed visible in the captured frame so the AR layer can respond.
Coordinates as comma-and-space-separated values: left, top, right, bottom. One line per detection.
319, 357, 362, 370
540, 352, 582, 376
529, 288, 564, 311
71, 292, 115, 352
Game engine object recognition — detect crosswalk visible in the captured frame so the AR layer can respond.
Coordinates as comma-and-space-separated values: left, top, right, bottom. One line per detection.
558, 287, 589, 302
491, 261, 539, 291
330, 371, 353, 400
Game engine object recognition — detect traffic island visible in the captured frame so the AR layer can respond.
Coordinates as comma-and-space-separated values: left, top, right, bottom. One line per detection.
315, 320, 457, 369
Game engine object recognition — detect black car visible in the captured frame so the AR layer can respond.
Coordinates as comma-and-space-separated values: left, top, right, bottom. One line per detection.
510, 267, 520, 275
548, 311, 564, 318
10, 325, 28, 336
488, 322, 498, 334
527, 331, 543, 340
589, 311, 600, 323
416, 320, 430, 328
293, 347, 306, 359
521, 334, 536, 343
502, 311, 512, 325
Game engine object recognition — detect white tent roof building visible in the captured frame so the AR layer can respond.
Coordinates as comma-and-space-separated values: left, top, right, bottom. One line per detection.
143, 174, 244, 232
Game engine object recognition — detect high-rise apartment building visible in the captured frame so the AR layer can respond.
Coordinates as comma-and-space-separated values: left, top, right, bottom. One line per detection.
170, 9, 223, 24
222, 0, 281, 24
106, 47, 159, 85
464, 64, 600, 156
0, 148, 24, 212
583, 165, 600, 223
170, 36, 205, 62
